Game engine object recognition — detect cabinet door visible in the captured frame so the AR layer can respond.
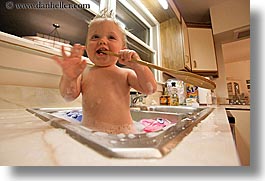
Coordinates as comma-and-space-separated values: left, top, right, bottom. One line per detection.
188, 28, 218, 72
160, 18, 185, 70
181, 18, 191, 70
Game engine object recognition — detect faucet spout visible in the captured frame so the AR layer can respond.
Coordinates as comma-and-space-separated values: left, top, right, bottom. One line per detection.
130, 94, 147, 107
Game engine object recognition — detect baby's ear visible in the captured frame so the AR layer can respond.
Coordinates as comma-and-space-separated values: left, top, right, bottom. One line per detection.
122, 41, 127, 49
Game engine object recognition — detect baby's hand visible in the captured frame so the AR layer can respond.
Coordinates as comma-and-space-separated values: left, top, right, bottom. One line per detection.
52, 44, 87, 80
118, 49, 141, 68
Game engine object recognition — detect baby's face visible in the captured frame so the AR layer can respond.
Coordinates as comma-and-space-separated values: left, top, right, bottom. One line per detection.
86, 19, 125, 67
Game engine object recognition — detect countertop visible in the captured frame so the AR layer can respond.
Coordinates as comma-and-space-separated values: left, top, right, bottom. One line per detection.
0, 105, 241, 166
221, 104, 250, 111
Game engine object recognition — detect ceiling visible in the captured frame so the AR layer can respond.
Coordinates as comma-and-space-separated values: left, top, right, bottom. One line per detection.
140, 0, 229, 26
139, 0, 176, 23
172, 0, 229, 26
0, 0, 93, 45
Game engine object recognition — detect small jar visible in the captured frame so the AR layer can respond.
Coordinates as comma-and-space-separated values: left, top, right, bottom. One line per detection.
170, 94, 179, 106
160, 95, 168, 105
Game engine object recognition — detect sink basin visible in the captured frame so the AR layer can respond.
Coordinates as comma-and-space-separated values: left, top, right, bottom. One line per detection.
27, 106, 213, 158
130, 108, 186, 124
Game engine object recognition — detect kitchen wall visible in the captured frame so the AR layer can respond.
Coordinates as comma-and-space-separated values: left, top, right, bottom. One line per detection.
210, 0, 250, 104
222, 38, 250, 101
225, 60, 250, 99
213, 41, 228, 104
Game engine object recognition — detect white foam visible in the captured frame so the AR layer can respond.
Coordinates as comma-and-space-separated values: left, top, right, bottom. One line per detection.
117, 133, 126, 138
128, 134, 136, 139
110, 140, 117, 144
133, 121, 145, 133
146, 131, 161, 137
93, 131, 109, 136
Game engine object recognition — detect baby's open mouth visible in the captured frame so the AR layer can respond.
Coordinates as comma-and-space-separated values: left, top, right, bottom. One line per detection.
96, 48, 107, 55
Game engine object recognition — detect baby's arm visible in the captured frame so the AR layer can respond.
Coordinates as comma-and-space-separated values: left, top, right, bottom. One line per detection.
118, 50, 157, 95
52, 44, 87, 101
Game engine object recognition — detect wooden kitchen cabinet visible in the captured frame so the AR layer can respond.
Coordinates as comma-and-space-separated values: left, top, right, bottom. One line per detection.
160, 18, 185, 71
181, 17, 191, 71
187, 27, 218, 74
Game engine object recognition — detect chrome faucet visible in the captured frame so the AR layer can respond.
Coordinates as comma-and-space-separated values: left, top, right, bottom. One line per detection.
130, 94, 147, 107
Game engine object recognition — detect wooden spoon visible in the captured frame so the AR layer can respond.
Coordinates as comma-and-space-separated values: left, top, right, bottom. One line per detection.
101, 50, 216, 90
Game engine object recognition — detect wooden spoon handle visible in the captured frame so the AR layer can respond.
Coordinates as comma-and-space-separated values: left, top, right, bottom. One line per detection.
102, 51, 216, 90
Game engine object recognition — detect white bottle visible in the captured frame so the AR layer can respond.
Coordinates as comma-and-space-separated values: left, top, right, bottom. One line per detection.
170, 82, 179, 106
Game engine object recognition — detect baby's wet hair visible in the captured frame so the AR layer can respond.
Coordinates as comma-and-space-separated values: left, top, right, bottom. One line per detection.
93, 8, 115, 20
87, 9, 127, 47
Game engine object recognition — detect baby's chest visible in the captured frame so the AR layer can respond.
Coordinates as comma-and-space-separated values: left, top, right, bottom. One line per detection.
82, 80, 126, 109
83, 75, 129, 97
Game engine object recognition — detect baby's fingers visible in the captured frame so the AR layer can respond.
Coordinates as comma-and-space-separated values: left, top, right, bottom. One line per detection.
52, 56, 63, 66
119, 50, 139, 61
70, 44, 85, 58
78, 45, 86, 57
61, 46, 68, 59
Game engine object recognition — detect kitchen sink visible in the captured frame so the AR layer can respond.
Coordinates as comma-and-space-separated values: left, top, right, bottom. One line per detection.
27, 106, 213, 158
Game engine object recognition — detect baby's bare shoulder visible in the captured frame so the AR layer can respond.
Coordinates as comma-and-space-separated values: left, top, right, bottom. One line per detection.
119, 67, 135, 75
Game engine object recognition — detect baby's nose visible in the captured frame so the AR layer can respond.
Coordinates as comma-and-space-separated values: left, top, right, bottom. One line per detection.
98, 38, 107, 45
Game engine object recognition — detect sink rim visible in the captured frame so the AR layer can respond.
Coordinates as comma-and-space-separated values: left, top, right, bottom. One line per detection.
26, 106, 214, 158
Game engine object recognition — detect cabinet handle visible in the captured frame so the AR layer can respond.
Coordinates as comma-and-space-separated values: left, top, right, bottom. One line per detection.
193, 60, 197, 68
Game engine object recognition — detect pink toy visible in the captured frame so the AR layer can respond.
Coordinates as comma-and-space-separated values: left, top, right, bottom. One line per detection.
140, 118, 171, 132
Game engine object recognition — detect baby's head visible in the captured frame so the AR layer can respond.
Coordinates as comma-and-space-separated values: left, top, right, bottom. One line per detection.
88, 10, 127, 47
86, 10, 127, 67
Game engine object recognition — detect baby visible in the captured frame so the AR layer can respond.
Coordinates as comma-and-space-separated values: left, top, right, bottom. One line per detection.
52, 12, 157, 134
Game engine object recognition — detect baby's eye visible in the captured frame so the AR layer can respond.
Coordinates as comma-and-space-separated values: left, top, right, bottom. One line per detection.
91, 35, 100, 39
108, 35, 116, 40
